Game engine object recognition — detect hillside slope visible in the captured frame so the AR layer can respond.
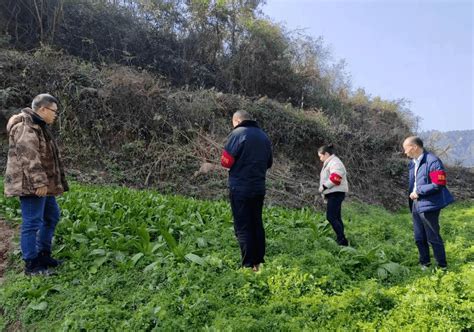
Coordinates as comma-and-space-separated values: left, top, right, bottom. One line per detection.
2, 1, 473, 208
0, 47, 430, 209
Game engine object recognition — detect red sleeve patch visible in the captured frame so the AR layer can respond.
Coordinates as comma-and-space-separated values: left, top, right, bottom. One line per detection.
221, 150, 235, 168
429, 170, 447, 185
329, 173, 342, 185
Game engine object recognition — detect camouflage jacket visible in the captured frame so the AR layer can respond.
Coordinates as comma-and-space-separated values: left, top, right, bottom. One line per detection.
4, 108, 68, 197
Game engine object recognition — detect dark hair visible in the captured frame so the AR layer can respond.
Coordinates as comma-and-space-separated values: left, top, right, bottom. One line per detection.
32, 93, 59, 112
407, 136, 424, 148
318, 144, 335, 155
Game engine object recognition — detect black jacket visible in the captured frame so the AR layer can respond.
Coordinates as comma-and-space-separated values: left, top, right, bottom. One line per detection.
223, 120, 272, 195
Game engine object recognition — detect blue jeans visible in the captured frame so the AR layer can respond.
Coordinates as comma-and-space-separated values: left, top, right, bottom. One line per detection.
412, 203, 447, 267
20, 196, 60, 260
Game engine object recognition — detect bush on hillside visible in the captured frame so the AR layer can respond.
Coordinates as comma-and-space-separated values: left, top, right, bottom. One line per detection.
0, 47, 427, 208
0, 0, 350, 108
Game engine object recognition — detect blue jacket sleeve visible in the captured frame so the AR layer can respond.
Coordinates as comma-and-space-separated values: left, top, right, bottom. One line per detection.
224, 131, 244, 159
416, 159, 444, 197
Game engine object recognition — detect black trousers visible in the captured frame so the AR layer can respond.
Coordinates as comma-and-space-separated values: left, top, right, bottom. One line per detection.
325, 191, 348, 245
229, 192, 266, 267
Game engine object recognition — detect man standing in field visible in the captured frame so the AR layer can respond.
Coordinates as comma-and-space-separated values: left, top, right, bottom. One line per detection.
4, 93, 68, 275
402, 136, 454, 270
219, 110, 273, 271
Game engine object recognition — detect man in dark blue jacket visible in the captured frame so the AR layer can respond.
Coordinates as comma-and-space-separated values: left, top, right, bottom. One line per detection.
221, 110, 273, 271
402, 136, 454, 269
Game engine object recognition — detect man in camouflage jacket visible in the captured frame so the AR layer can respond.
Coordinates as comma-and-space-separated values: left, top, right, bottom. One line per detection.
4, 93, 68, 275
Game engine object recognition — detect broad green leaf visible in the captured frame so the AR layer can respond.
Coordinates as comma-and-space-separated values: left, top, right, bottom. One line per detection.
377, 267, 388, 280
89, 249, 106, 256
131, 253, 144, 266
144, 261, 158, 272
185, 253, 205, 266
196, 237, 207, 248
152, 242, 165, 253
93, 256, 107, 267
29, 301, 48, 311
71, 233, 89, 243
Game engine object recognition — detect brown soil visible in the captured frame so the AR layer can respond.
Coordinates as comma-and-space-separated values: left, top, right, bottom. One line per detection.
5, 320, 22, 332
0, 219, 15, 283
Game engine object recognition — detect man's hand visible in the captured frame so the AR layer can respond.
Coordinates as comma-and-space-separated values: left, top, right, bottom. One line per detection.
320, 193, 327, 204
194, 162, 217, 177
35, 186, 48, 197
318, 184, 328, 193
409, 192, 419, 200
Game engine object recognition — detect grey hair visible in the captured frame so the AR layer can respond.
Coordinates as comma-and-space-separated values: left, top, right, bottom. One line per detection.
405, 136, 424, 148
233, 110, 251, 121
32, 93, 59, 112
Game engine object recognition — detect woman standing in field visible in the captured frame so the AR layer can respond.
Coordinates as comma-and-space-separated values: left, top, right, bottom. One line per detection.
318, 144, 349, 246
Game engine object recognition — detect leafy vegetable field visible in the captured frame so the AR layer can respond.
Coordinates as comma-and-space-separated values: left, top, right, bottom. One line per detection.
0, 183, 472, 331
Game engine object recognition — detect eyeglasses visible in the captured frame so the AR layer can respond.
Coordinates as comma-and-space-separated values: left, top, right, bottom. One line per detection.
44, 106, 58, 113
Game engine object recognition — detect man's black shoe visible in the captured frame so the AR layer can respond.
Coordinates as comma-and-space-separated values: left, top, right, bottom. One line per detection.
38, 251, 63, 268
24, 258, 52, 276
337, 238, 349, 246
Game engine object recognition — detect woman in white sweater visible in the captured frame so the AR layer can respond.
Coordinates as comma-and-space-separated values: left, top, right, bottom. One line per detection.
318, 144, 349, 246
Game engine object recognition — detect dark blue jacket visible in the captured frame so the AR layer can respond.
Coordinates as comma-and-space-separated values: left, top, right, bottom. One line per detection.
223, 120, 273, 195
408, 151, 454, 213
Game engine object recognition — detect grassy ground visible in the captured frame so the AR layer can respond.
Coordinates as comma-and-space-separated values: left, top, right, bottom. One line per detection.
0, 182, 472, 331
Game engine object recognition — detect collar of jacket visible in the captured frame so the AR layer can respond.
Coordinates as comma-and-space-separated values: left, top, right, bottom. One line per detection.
22, 108, 46, 126
410, 151, 429, 169
235, 120, 260, 129
323, 154, 336, 167
416, 151, 427, 165
420, 151, 428, 163
414, 150, 425, 162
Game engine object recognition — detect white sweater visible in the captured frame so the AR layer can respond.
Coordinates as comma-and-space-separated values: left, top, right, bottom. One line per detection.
319, 155, 349, 194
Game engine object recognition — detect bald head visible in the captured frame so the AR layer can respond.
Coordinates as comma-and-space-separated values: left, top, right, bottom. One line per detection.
403, 136, 424, 159
232, 110, 251, 128
404, 136, 424, 148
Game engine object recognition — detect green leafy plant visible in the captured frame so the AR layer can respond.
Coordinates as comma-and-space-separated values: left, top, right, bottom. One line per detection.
0, 182, 472, 331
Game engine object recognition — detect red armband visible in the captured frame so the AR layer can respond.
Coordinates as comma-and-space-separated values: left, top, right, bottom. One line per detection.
329, 173, 342, 185
429, 170, 447, 185
221, 150, 235, 168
